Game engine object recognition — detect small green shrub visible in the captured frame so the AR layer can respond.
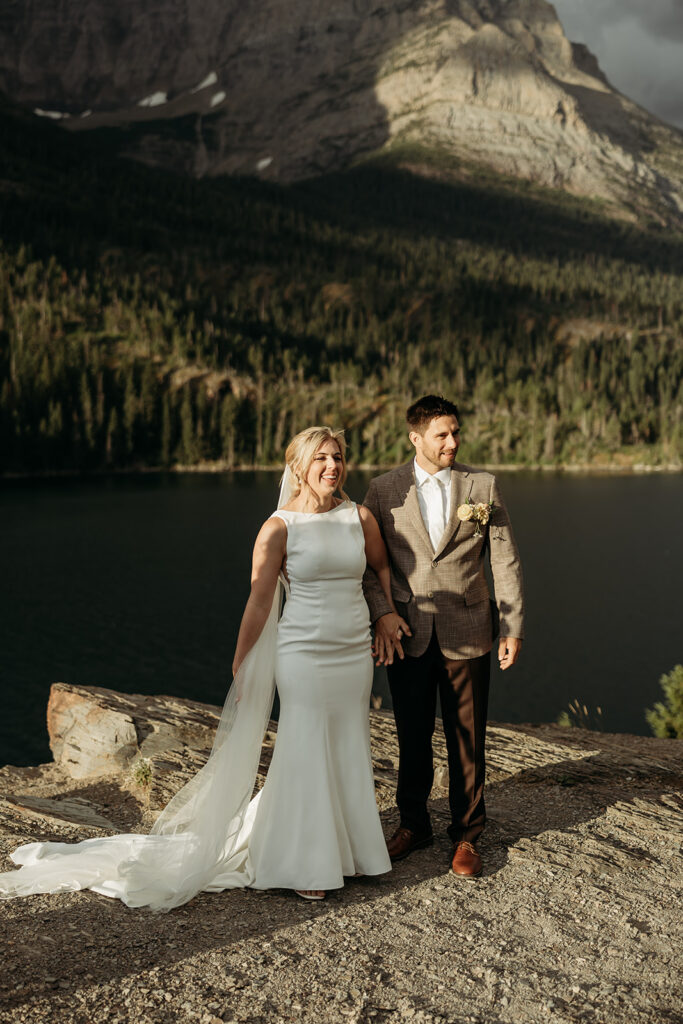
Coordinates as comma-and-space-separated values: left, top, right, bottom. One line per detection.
130, 756, 153, 788
646, 665, 683, 739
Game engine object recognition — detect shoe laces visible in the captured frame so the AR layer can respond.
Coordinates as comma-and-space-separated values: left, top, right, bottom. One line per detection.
456, 841, 477, 855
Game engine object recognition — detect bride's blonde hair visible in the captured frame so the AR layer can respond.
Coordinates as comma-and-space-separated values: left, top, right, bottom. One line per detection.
285, 426, 349, 501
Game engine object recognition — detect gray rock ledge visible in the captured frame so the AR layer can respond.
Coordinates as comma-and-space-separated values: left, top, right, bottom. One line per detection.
1, 684, 681, 1024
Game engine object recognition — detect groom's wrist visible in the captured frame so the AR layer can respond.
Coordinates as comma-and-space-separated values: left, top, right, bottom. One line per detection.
372, 603, 393, 625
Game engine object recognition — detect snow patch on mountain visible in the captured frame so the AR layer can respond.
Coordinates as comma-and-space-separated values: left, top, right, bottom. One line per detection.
138, 92, 167, 108
191, 71, 217, 93
34, 108, 69, 120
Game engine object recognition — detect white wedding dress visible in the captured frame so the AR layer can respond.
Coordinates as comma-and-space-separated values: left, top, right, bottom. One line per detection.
0, 499, 390, 908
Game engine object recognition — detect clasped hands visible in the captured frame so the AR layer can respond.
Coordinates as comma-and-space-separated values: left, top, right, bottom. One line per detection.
372, 612, 412, 666
373, 615, 522, 670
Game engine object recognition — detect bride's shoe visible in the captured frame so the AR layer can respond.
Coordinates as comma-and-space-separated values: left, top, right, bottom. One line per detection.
295, 889, 326, 900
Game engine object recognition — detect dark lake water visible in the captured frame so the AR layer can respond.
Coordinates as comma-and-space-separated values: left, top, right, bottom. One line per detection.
1, 470, 681, 767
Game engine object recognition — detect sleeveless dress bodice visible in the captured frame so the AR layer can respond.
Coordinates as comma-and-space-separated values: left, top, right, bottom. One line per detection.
274, 501, 371, 659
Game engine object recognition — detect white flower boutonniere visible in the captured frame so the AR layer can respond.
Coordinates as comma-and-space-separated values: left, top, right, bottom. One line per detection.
457, 499, 494, 537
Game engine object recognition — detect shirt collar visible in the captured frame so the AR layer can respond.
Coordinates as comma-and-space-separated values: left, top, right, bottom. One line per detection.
414, 459, 451, 489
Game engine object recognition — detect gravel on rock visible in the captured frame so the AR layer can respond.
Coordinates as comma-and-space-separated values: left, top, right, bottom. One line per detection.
0, 711, 681, 1024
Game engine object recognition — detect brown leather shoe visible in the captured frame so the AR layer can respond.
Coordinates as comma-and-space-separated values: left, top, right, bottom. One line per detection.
386, 826, 434, 862
451, 841, 482, 877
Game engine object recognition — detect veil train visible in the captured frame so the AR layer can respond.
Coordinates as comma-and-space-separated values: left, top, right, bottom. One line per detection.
0, 468, 297, 911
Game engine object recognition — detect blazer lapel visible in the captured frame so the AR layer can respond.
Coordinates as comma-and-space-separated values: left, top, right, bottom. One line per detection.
393, 462, 434, 556
434, 465, 472, 558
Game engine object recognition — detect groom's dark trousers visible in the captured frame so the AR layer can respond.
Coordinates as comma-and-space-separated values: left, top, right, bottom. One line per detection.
387, 626, 490, 844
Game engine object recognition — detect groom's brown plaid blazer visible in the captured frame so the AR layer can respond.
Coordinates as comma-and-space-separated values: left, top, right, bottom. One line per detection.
362, 461, 524, 660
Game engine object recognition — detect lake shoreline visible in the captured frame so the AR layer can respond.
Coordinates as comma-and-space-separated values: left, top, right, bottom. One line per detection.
2, 460, 681, 481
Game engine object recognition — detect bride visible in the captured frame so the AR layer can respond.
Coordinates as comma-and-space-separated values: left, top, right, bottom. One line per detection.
0, 426, 409, 908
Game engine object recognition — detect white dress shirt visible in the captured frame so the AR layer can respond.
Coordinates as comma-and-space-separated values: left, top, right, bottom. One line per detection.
414, 459, 452, 551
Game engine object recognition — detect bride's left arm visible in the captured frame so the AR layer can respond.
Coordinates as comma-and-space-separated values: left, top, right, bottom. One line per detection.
357, 506, 412, 662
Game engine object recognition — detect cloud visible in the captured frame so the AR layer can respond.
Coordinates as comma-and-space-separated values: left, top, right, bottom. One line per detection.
599, 0, 683, 45
552, 0, 683, 129
554, 0, 683, 44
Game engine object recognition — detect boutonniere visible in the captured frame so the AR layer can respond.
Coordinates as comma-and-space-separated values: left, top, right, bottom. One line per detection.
457, 499, 494, 537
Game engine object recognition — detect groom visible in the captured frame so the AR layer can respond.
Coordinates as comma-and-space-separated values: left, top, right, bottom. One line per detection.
362, 395, 524, 877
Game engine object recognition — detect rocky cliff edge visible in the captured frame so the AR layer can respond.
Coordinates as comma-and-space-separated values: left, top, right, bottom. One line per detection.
1, 682, 681, 1024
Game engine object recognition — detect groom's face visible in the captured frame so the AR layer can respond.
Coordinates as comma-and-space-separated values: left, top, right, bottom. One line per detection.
410, 415, 460, 472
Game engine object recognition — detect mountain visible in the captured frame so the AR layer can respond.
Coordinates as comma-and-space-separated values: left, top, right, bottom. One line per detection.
1, 0, 683, 224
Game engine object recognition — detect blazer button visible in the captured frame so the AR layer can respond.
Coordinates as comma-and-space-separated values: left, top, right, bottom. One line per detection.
431, 560, 438, 568
427, 591, 434, 599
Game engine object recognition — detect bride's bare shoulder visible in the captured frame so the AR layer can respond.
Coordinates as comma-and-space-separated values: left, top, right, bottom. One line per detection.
255, 514, 287, 548
356, 503, 375, 524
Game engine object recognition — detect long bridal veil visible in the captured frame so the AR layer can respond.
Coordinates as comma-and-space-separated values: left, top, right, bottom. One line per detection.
0, 468, 297, 911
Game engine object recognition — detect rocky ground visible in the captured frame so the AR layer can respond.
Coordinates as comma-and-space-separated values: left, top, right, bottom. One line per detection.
0, 687, 681, 1024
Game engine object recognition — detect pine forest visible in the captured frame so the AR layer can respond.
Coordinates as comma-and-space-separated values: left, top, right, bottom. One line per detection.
1, 100, 682, 474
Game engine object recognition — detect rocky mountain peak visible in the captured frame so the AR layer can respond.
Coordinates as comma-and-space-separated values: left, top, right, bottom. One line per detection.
1, 0, 682, 221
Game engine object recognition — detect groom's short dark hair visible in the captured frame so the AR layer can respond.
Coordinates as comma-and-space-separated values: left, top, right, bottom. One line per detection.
406, 395, 460, 433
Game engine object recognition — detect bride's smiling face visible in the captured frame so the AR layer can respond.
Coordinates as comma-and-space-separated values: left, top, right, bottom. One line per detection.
304, 439, 343, 497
